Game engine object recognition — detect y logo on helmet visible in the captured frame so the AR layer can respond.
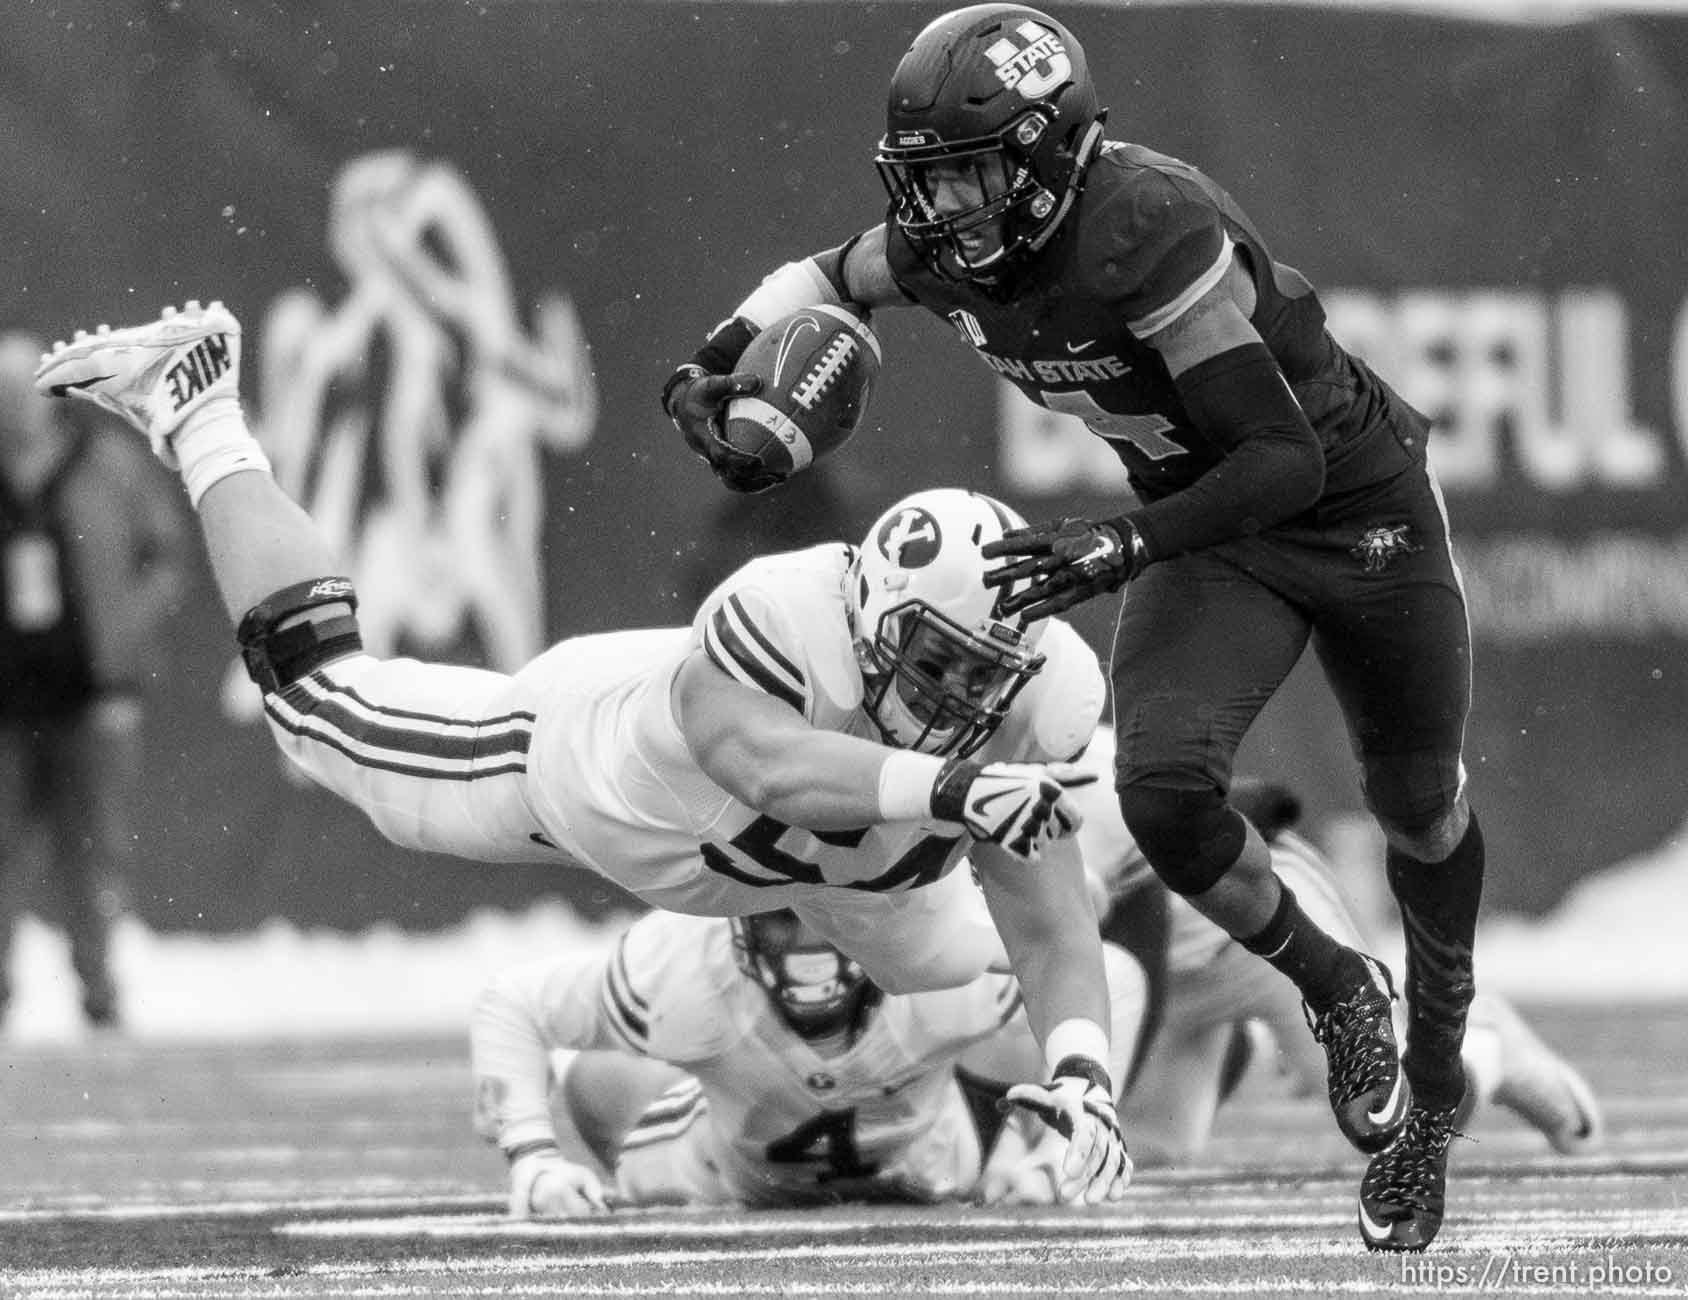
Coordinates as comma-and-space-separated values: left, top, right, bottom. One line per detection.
984, 21, 1070, 99
877, 507, 942, 568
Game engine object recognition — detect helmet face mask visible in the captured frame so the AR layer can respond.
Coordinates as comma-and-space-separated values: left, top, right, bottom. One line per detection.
876, 5, 1103, 281
731, 911, 875, 1040
848, 488, 1047, 758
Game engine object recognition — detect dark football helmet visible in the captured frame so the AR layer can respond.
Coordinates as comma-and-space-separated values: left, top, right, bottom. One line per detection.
731, 910, 880, 1041
875, 4, 1105, 280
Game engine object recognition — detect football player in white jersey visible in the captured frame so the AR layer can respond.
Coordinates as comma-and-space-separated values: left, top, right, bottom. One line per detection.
34, 303, 1128, 1204
1071, 726, 1604, 1168
472, 907, 1148, 1214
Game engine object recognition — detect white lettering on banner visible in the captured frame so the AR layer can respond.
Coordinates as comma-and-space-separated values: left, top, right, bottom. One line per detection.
1460, 531, 1688, 642
224, 151, 598, 720
1324, 288, 1663, 491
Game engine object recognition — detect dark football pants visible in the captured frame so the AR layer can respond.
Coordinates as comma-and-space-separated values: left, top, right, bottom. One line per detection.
1110, 457, 1470, 840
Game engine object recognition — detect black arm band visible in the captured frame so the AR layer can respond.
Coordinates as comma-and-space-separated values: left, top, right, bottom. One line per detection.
690, 316, 759, 375
1051, 1054, 1112, 1094
661, 315, 763, 418
1128, 343, 1325, 559
236, 578, 362, 694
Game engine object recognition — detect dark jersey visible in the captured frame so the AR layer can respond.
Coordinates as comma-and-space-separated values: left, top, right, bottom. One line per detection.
886, 141, 1417, 503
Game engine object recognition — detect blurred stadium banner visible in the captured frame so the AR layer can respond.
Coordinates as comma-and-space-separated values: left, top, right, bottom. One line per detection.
4, 1, 1684, 926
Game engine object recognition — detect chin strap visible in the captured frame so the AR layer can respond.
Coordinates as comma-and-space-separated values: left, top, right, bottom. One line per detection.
1026, 118, 1107, 256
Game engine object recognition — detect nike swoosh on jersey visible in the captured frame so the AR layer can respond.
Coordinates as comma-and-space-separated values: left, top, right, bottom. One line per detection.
1064, 339, 1095, 354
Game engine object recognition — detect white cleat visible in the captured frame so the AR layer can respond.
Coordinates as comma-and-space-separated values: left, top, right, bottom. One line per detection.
1474, 994, 1605, 1155
32, 301, 242, 465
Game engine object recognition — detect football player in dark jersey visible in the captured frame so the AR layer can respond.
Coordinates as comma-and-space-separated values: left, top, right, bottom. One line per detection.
662, 3, 1483, 1254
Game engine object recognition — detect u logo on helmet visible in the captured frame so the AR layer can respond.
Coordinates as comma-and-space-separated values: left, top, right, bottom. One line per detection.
984, 21, 1071, 99
876, 507, 942, 568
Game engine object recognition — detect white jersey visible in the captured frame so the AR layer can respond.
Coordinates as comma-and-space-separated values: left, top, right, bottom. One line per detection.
273, 542, 1104, 921
525, 543, 1101, 912
473, 909, 1027, 1205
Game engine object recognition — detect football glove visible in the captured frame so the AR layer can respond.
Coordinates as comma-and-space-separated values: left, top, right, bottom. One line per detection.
1001, 1056, 1132, 1206
982, 516, 1147, 620
508, 1144, 609, 1219
661, 364, 780, 493
931, 758, 1095, 862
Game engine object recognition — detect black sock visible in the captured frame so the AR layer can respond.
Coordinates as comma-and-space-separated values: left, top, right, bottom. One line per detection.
1238, 881, 1360, 1011
1388, 810, 1486, 1106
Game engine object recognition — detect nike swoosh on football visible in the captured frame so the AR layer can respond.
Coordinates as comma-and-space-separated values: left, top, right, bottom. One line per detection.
50, 374, 116, 395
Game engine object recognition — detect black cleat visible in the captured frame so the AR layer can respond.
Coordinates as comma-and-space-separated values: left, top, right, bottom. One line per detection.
1358, 1097, 1463, 1252
1306, 954, 1409, 1153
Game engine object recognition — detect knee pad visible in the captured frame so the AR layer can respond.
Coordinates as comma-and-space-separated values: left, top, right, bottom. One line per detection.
1117, 783, 1246, 897
236, 577, 364, 693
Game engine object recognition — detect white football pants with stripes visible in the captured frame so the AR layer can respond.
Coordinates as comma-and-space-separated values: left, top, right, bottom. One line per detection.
263, 651, 1009, 995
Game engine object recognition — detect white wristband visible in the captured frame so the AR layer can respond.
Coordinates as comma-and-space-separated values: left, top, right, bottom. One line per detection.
876, 749, 947, 823
1043, 1017, 1111, 1078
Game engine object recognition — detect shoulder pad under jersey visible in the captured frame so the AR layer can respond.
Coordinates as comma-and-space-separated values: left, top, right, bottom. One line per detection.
983, 620, 1105, 765
601, 911, 742, 1064
692, 544, 863, 726
1080, 145, 1233, 336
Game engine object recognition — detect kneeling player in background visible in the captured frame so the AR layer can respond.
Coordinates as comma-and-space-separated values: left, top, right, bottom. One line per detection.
471, 907, 1146, 1216
1074, 727, 1604, 1168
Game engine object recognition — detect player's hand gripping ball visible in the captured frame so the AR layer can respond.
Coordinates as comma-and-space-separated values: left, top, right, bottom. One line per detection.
718, 305, 880, 489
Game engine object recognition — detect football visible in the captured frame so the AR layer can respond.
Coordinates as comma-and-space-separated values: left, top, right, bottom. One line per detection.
720, 304, 880, 479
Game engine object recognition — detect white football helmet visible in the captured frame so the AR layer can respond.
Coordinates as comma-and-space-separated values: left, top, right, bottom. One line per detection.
731, 910, 878, 1041
846, 488, 1047, 757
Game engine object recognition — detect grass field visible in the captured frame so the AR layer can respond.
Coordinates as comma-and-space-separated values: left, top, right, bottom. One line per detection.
2, 1003, 1683, 1297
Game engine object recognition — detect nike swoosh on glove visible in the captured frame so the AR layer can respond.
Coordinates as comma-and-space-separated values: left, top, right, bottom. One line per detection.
982, 516, 1146, 620
930, 758, 1096, 862
1001, 1056, 1132, 1205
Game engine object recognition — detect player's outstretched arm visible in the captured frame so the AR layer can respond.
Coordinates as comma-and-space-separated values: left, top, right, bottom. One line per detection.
972, 838, 1131, 1205
675, 651, 1092, 855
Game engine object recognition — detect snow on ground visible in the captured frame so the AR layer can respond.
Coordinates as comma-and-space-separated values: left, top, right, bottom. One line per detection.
4, 827, 1684, 1044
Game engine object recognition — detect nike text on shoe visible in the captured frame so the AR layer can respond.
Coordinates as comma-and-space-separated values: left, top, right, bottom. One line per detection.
1306, 954, 1410, 1154
33, 301, 241, 461
1358, 1097, 1463, 1252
